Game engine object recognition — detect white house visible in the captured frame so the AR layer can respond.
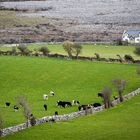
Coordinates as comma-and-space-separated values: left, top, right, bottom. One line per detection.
122, 30, 140, 44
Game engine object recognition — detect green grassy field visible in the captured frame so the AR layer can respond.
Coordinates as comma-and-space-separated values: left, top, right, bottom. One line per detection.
0, 56, 140, 129
2, 94, 140, 140
0, 44, 140, 59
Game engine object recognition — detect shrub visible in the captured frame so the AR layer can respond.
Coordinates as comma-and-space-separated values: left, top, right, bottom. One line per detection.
39, 46, 50, 56
124, 54, 134, 63
94, 53, 100, 60
17, 44, 30, 56
134, 46, 140, 55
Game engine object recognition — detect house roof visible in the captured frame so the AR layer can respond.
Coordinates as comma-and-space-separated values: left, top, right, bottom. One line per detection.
126, 30, 140, 38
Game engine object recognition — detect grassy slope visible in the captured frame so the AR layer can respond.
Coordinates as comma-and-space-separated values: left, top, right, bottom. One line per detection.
0, 10, 49, 29
0, 56, 140, 128
2, 94, 140, 140
0, 44, 140, 59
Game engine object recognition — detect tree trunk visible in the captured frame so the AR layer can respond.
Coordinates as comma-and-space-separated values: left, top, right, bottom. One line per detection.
119, 91, 123, 102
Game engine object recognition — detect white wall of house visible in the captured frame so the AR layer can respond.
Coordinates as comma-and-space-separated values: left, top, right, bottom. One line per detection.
122, 31, 140, 43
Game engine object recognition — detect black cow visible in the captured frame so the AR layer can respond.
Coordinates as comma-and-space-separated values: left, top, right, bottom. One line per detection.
5, 102, 10, 107
44, 104, 47, 111
91, 103, 101, 107
55, 111, 58, 115
98, 92, 103, 97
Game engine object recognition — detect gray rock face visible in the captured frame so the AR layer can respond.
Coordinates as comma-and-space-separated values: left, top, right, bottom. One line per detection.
1, 87, 140, 137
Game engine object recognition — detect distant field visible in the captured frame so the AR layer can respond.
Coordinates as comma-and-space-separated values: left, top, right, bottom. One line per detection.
0, 44, 140, 59
0, 56, 139, 128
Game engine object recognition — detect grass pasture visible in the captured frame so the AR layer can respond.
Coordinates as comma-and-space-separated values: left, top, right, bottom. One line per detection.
1, 44, 140, 59
0, 56, 140, 129
2, 94, 140, 140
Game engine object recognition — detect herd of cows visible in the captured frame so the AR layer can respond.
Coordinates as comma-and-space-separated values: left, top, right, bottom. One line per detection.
3, 91, 118, 116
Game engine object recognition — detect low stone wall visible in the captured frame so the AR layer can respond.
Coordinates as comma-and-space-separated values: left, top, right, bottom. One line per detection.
1, 88, 140, 137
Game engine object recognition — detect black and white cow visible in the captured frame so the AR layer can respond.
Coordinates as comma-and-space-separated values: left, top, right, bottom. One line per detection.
50, 91, 55, 96
91, 103, 101, 107
14, 105, 19, 111
57, 101, 72, 108
72, 100, 80, 105
78, 104, 91, 111
43, 94, 48, 100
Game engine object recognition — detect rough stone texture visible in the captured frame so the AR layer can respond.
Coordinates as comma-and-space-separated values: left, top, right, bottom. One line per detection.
1, 88, 140, 137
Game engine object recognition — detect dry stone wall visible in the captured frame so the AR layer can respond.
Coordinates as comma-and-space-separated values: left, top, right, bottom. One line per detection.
1, 88, 140, 137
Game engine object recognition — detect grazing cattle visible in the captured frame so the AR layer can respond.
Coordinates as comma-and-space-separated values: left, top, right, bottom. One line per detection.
72, 100, 80, 105
43, 94, 48, 100
14, 105, 19, 111
57, 101, 72, 108
91, 103, 101, 107
43, 104, 47, 111
113, 96, 118, 100
50, 91, 55, 96
78, 105, 91, 111
5, 102, 10, 107
55, 111, 58, 115
98, 92, 103, 97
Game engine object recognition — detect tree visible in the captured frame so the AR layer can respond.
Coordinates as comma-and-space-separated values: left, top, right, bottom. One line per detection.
124, 54, 134, 63
63, 41, 74, 57
39, 46, 50, 56
0, 114, 3, 137
73, 43, 82, 58
17, 44, 30, 56
94, 53, 100, 60
137, 68, 140, 76
102, 87, 112, 109
113, 79, 127, 102
16, 95, 32, 127
134, 46, 140, 55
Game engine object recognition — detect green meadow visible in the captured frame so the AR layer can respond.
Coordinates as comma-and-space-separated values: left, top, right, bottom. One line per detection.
0, 44, 140, 59
2, 94, 140, 140
0, 56, 140, 129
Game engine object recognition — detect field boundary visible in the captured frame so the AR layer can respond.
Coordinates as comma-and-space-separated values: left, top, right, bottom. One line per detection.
1, 88, 140, 137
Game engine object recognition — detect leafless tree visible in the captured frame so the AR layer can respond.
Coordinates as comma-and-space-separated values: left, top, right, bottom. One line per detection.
73, 43, 82, 58
16, 95, 32, 127
102, 87, 112, 109
113, 79, 127, 102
